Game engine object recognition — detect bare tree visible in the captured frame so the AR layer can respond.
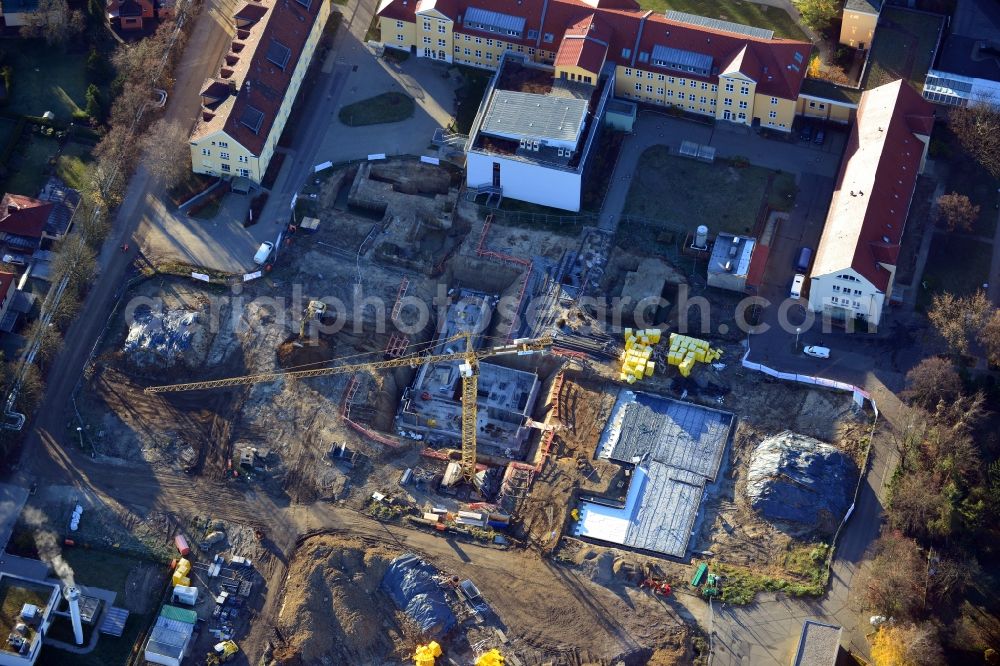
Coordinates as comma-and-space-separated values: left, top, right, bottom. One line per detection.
140, 119, 193, 188
19, 0, 85, 46
51, 238, 97, 291
936, 192, 980, 232
22, 320, 62, 369
927, 290, 993, 356
860, 532, 927, 620
979, 309, 1000, 367
902, 357, 963, 409
950, 98, 1000, 181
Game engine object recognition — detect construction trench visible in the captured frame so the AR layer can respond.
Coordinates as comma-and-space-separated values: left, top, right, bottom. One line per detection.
70, 158, 870, 665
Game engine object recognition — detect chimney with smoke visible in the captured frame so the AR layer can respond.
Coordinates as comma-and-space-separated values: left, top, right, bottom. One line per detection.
64, 586, 84, 646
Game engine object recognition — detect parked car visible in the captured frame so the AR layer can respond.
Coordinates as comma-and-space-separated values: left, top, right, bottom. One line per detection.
790, 273, 806, 299
253, 241, 274, 265
795, 246, 813, 272
799, 124, 813, 142
814, 129, 826, 145
803, 345, 831, 359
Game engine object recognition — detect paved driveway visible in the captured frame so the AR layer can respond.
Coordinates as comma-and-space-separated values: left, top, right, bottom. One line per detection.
316, 53, 461, 163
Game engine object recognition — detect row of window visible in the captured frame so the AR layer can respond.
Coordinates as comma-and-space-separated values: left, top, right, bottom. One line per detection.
200, 149, 249, 163
830, 296, 862, 308
832, 285, 863, 295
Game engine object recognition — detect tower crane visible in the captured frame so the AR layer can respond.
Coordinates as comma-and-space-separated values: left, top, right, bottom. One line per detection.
144, 333, 553, 485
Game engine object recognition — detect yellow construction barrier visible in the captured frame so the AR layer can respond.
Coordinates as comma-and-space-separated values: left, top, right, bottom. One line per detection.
475, 649, 505, 666
413, 642, 442, 666
666, 333, 723, 377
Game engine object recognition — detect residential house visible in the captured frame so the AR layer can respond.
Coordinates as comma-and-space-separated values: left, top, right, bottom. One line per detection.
106, 0, 173, 30
0, 0, 38, 27
808, 80, 934, 328
923, 0, 1000, 107
465, 54, 613, 211
188, 0, 332, 184
377, 0, 812, 132
839, 0, 880, 49
0, 194, 53, 264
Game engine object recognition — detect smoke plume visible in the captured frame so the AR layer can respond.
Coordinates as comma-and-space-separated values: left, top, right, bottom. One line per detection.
22, 507, 75, 587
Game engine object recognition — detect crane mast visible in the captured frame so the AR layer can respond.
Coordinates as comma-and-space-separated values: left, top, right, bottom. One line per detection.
144, 333, 553, 484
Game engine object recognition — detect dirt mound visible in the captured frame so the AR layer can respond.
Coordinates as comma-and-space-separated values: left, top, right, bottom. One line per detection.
275, 535, 416, 664
276, 337, 334, 369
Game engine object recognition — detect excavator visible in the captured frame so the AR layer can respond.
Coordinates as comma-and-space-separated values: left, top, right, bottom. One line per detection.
206, 640, 239, 665
145, 332, 552, 485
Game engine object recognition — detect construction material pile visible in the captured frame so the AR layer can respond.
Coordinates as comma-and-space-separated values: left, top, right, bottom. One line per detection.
746, 430, 858, 534
667, 333, 723, 377
619, 328, 661, 383
381, 554, 457, 638
124, 307, 205, 367
171, 557, 191, 587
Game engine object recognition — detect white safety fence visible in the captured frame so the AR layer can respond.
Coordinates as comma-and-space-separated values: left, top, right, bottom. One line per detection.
740, 350, 878, 417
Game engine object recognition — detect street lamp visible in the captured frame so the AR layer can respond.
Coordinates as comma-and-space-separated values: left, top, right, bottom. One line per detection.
795, 327, 801, 350
75, 427, 83, 449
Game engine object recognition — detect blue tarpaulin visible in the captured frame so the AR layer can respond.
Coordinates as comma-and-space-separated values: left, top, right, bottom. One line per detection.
381, 554, 456, 638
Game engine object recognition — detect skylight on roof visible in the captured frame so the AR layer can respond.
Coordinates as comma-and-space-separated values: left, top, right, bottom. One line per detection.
296, 0, 312, 7
241, 105, 265, 134
266, 39, 291, 70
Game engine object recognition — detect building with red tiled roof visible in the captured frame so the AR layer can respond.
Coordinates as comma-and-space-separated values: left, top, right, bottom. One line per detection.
378, 0, 811, 131
0, 194, 52, 249
808, 80, 934, 328
188, 0, 333, 184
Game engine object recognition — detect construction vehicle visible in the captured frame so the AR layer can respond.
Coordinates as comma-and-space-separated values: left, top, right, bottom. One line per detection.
206, 640, 239, 665
145, 333, 553, 485
299, 300, 327, 337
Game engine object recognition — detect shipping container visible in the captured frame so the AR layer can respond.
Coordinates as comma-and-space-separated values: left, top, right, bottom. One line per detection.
174, 535, 190, 557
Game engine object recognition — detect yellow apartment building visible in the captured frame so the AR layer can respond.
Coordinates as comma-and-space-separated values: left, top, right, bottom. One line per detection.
189, 0, 331, 184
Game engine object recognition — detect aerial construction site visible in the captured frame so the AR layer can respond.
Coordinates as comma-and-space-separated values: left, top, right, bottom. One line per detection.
48, 158, 872, 665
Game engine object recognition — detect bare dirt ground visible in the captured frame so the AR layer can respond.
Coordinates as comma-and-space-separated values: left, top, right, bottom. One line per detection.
271, 535, 414, 664
517, 374, 626, 552
73, 155, 880, 664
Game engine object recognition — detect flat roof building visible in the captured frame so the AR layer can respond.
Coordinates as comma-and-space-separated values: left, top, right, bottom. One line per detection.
466, 55, 615, 211
0, 574, 60, 666
143, 606, 196, 666
923, 0, 1000, 107
707, 233, 756, 293
792, 620, 842, 666
573, 391, 733, 558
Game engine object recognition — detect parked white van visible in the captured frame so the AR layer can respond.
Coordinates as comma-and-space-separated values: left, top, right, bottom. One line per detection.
790, 273, 806, 299
253, 241, 274, 265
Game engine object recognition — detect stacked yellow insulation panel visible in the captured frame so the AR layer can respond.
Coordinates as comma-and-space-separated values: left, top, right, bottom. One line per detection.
620, 328, 661, 384
667, 333, 723, 377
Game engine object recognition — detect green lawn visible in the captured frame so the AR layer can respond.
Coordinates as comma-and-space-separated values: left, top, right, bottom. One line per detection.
36, 548, 167, 666
7, 41, 93, 121
3, 133, 60, 196
639, 0, 810, 41
339, 92, 415, 126
55, 141, 96, 191
862, 7, 944, 92
624, 146, 793, 235
935, 129, 1000, 238
918, 234, 993, 308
